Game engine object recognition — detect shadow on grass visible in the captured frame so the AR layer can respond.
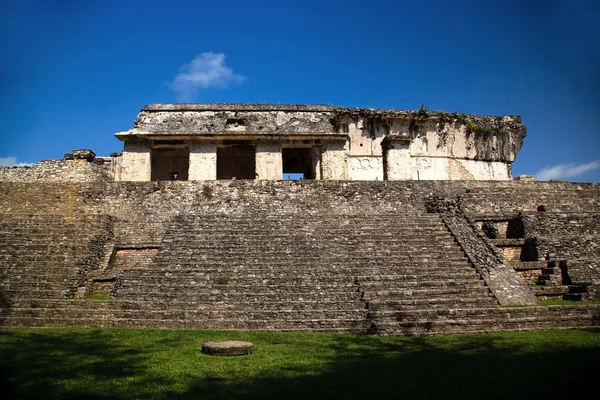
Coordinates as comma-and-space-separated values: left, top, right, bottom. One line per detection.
1, 328, 599, 399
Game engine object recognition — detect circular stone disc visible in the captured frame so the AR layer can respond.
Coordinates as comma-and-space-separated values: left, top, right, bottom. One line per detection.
202, 341, 254, 356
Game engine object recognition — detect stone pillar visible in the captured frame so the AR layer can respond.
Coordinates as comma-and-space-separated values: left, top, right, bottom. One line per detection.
311, 147, 322, 180
120, 141, 151, 181
386, 141, 412, 180
255, 142, 282, 180
189, 142, 217, 180
321, 141, 348, 180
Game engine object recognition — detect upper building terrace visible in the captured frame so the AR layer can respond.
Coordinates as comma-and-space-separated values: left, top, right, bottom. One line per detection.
111, 103, 526, 181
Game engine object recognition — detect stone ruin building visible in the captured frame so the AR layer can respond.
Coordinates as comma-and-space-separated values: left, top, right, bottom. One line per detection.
0, 104, 598, 335
114, 104, 525, 182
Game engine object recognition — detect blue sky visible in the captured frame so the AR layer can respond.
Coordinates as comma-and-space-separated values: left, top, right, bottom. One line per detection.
1, 0, 599, 181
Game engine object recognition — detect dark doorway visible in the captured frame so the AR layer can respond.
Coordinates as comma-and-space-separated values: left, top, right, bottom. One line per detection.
282, 148, 315, 180
151, 147, 190, 181
217, 143, 256, 179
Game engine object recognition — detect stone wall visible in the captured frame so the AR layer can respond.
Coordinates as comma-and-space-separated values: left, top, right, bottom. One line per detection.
521, 212, 600, 299
0, 159, 112, 183
0, 179, 598, 218
1, 179, 599, 334
522, 212, 600, 260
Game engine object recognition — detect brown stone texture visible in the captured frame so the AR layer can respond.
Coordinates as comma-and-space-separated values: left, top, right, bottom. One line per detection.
520, 212, 600, 300
0, 179, 599, 335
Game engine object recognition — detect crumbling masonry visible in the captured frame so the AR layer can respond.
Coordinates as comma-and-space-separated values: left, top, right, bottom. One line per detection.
0, 104, 598, 335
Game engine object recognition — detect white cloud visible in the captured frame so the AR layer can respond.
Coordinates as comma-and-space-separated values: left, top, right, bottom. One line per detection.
535, 160, 600, 181
0, 156, 33, 167
171, 52, 246, 101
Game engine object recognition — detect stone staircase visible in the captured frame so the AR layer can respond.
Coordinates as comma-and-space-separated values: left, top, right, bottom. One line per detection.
1, 210, 502, 333
109, 211, 496, 333
2, 179, 599, 334
0, 214, 111, 303
476, 214, 591, 302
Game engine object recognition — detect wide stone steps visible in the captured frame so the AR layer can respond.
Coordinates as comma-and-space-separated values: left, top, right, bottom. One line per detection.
1, 289, 71, 300
371, 305, 600, 335
0, 267, 82, 275
369, 306, 501, 319
116, 270, 480, 285
364, 286, 493, 299
155, 255, 470, 265
0, 249, 94, 258
136, 257, 469, 266
159, 225, 451, 233
359, 278, 486, 289
160, 235, 452, 244
158, 249, 467, 259
113, 271, 481, 283
9, 305, 591, 336
161, 228, 453, 236
0, 280, 73, 291
114, 292, 362, 303
4, 306, 368, 321
368, 297, 498, 311
167, 228, 449, 237
0, 315, 371, 332
0, 208, 505, 334
113, 285, 361, 298
116, 282, 359, 292
0, 263, 476, 280
10, 299, 364, 312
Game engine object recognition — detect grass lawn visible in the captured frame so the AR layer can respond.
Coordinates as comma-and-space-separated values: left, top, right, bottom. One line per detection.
1, 328, 599, 399
538, 299, 600, 306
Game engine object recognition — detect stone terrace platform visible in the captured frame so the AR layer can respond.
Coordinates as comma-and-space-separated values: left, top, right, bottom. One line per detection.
0, 180, 599, 335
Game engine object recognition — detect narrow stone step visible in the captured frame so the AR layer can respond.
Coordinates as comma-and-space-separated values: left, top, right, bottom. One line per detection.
490, 238, 526, 246
531, 286, 569, 296
368, 297, 498, 310
10, 298, 364, 311
508, 261, 546, 271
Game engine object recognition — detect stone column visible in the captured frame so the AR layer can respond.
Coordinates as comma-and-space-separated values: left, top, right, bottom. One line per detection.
120, 140, 151, 181
189, 142, 217, 180
255, 143, 282, 180
311, 147, 322, 180
386, 142, 412, 180
321, 140, 348, 180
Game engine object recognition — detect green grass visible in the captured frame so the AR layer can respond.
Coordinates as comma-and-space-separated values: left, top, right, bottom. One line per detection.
1, 328, 599, 399
527, 284, 546, 289
539, 299, 600, 306
80, 295, 111, 300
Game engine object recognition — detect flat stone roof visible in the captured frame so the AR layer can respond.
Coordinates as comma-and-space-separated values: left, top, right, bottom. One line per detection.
143, 104, 334, 112
142, 104, 519, 119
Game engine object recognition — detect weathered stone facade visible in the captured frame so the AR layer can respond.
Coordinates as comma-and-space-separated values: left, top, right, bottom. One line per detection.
0, 175, 599, 335
0, 104, 599, 335
112, 104, 526, 182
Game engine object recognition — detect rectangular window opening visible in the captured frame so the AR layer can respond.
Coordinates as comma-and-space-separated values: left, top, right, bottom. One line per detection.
282, 148, 315, 180
151, 147, 190, 181
217, 142, 256, 179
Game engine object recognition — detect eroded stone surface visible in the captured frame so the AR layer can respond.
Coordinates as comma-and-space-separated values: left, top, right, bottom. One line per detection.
202, 341, 254, 356
112, 104, 526, 182
1, 173, 599, 335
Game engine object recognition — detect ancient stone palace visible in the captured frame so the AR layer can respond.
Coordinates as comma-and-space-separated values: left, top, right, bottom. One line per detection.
0, 104, 598, 335
113, 104, 526, 182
